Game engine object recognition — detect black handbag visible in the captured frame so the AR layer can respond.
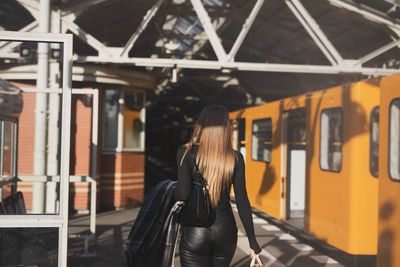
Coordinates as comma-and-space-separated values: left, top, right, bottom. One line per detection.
177, 151, 213, 226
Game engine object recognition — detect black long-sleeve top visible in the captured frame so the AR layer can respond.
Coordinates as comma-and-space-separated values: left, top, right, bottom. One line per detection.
173, 145, 262, 254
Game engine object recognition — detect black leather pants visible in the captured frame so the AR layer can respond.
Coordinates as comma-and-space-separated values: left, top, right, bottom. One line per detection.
179, 203, 238, 267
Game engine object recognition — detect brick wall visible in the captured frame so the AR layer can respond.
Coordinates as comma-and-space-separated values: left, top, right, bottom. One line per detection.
100, 152, 145, 209
15, 90, 96, 212
17, 91, 36, 210
70, 94, 93, 211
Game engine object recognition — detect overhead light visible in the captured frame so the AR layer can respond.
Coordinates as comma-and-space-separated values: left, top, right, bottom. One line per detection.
171, 67, 178, 83
221, 68, 233, 74
184, 96, 200, 101
165, 41, 180, 54
20, 44, 34, 58
51, 48, 62, 60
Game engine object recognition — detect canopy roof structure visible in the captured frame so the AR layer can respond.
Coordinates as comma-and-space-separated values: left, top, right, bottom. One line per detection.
1, 0, 400, 118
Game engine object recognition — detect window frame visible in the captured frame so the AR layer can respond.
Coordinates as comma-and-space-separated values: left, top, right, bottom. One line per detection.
0, 118, 18, 187
369, 106, 379, 178
101, 88, 146, 154
251, 117, 272, 163
319, 107, 343, 173
388, 98, 400, 182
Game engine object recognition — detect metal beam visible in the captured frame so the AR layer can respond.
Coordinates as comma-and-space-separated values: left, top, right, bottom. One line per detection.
121, 0, 165, 57
190, 0, 227, 62
354, 38, 400, 66
327, 0, 400, 35
75, 55, 399, 75
290, 0, 343, 65
61, 0, 109, 17
61, 19, 110, 56
285, 0, 338, 65
16, 0, 40, 19
227, 0, 265, 62
0, 21, 38, 53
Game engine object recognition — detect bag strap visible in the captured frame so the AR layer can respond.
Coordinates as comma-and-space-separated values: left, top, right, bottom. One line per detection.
190, 150, 207, 186
250, 254, 264, 267
190, 149, 200, 173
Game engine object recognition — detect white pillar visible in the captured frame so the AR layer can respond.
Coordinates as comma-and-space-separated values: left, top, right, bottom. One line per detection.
45, 10, 62, 214
46, 62, 60, 214
32, 0, 50, 214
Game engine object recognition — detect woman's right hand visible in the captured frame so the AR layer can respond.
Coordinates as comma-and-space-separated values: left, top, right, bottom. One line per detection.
250, 249, 255, 257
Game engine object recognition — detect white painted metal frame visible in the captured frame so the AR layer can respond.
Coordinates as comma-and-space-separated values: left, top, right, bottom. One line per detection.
18, 87, 99, 237
5, 0, 400, 75
0, 31, 73, 267
190, 0, 227, 62
75, 55, 399, 75
286, 0, 343, 66
121, 0, 165, 57
227, 0, 265, 62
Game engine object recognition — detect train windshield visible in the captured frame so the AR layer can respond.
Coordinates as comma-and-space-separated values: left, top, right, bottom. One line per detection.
389, 99, 400, 180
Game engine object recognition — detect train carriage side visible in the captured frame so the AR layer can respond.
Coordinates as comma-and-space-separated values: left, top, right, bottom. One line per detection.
231, 78, 380, 266
230, 101, 283, 219
378, 73, 400, 267
306, 81, 379, 262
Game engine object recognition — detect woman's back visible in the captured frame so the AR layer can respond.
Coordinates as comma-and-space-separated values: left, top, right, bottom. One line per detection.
173, 105, 261, 267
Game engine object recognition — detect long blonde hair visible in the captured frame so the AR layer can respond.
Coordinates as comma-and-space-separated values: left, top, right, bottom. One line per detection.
181, 105, 236, 207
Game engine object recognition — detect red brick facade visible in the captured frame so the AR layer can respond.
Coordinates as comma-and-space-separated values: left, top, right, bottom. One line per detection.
100, 152, 145, 209
69, 94, 94, 211
17, 91, 36, 210
14, 85, 145, 212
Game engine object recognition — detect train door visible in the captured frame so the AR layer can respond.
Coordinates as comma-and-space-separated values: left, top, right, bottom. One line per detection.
233, 118, 246, 160
284, 108, 307, 228
378, 74, 400, 267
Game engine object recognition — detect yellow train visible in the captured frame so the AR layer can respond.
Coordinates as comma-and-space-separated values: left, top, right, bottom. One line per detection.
230, 73, 400, 267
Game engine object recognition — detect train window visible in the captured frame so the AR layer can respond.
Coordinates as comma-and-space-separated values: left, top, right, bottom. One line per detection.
389, 99, 400, 180
251, 118, 272, 163
103, 90, 119, 150
0, 121, 16, 180
102, 89, 145, 152
370, 106, 379, 178
320, 107, 343, 172
233, 118, 245, 151
123, 91, 145, 149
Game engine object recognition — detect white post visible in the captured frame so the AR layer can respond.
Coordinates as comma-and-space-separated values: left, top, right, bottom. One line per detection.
32, 0, 50, 214
46, 10, 62, 214
46, 64, 60, 214
90, 90, 99, 235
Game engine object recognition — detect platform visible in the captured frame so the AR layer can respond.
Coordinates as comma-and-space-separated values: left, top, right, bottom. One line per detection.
67, 203, 345, 267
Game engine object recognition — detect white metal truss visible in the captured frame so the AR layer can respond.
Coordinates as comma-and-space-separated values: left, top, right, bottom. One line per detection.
61, 0, 109, 17
227, 0, 265, 62
16, 0, 40, 19
4, 0, 400, 76
327, 0, 400, 35
0, 21, 38, 55
75, 55, 399, 75
286, 0, 344, 66
61, 18, 111, 56
190, 0, 227, 62
353, 38, 400, 66
121, 0, 165, 57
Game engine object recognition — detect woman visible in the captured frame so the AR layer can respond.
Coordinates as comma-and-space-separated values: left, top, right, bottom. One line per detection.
174, 105, 262, 267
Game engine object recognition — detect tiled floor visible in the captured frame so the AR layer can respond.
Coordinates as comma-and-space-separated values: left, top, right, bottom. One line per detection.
67, 203, 346, 267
